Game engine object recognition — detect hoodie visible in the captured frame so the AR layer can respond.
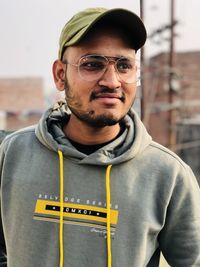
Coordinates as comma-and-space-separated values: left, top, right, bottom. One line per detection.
0, 102, 200, 267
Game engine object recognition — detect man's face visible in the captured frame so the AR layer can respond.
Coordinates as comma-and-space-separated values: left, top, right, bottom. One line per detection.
61, 28, 137, 128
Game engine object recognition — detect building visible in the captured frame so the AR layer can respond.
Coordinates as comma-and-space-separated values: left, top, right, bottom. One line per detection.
176, 118, 200, 183
0, 77, 45, 131
142, 51, 200, 183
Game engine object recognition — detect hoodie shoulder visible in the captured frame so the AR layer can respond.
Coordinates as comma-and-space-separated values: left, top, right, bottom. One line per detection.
0, 125, 36, 150
150, 140, 192, 171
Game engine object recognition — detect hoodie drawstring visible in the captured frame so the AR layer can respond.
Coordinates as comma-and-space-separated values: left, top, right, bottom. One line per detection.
58, 150, 64, 267
106, 164, 112, 267
58, 150, 112, 267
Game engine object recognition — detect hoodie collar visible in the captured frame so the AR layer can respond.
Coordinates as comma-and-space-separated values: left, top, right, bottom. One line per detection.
35, 101, 152, 165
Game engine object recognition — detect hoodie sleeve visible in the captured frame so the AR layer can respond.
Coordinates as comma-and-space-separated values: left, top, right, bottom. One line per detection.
0, 143, 7, 266
159, 166, 200, 266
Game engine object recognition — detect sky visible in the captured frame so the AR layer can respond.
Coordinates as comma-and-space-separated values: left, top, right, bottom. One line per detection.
0, 0, 199, 90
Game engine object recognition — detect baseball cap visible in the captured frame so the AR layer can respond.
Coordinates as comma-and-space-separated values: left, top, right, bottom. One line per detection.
58, 7, 147, 59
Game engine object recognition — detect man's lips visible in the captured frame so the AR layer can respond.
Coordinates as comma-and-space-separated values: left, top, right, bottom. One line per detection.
94, 93, 122, 99
91, 93, 124, 105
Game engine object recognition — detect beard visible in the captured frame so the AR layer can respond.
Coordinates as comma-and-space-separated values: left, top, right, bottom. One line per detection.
69, 107, 122, 127
64, 80, 128, 128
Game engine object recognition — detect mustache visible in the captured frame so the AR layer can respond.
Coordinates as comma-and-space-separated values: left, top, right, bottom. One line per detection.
90, 87, 125, 102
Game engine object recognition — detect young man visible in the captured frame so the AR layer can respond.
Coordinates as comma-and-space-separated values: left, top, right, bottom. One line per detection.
0, 7, 200, 267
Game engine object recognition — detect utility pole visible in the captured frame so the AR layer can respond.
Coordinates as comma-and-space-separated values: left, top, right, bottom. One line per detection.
140, 0, 145, 120
145, 1, 178, 149
168, 0, 176, 150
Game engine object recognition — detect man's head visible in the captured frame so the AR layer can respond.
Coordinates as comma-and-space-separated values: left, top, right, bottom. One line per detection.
53, 7, 147, 128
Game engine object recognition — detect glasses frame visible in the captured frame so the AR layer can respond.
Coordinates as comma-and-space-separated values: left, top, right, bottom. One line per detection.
62, 54, 138, 84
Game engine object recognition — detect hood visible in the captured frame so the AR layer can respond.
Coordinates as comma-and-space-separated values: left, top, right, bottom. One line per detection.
35, 101, 152, 166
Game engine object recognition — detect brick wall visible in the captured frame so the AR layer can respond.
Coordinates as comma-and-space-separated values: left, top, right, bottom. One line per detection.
0, 77, 45, 131
0, 77, 44, 112
143, 51, 200, 147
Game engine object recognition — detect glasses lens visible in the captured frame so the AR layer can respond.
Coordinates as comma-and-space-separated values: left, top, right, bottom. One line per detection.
78, 55, 137, 83
116, 58, 136, 83
78, 55, 107, 82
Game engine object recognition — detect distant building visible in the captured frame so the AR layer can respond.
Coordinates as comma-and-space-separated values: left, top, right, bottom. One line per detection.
0, 77, 45, 130
143, 51, 200, 146
177, 119, 200, 184
142, 51, 200, 183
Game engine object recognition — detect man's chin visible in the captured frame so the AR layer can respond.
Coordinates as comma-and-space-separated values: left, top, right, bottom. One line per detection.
71, 111, 121, 128
81, 115, 120, 128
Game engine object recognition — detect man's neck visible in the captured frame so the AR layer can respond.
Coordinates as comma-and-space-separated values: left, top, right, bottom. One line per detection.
63, 115, 121, 145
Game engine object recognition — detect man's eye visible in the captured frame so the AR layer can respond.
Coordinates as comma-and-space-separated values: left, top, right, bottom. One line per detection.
117, 61, 133, 72
81, 61, 104, 71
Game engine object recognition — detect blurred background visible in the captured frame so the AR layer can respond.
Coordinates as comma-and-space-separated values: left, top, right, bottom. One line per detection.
2, 0, 199, 184
0, 1, 199, 266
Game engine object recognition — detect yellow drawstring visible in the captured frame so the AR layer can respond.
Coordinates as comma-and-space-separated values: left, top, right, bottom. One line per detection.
57, 150, 112, 267
106, 165, 112, 267
58, 150, 64, 267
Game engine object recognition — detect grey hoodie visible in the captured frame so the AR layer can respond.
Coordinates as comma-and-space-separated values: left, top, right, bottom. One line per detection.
0, 103, 200, 267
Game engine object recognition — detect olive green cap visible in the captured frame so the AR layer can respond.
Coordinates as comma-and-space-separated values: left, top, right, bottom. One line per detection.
58, 7, 147, 59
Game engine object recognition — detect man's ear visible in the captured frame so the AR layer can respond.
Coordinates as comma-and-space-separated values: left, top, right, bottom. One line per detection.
52, 60, 66, 91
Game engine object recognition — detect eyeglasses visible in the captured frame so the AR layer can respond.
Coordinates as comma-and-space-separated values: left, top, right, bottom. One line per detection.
62, 54, 137, 84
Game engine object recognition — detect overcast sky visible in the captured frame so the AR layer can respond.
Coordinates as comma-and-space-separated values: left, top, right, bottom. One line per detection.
0, 0, 199, 90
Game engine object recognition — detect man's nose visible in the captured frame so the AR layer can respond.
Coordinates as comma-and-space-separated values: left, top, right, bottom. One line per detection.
98, 65, 121, 88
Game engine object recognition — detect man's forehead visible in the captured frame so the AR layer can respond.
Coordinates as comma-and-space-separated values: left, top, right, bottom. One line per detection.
63, 40, 136, 60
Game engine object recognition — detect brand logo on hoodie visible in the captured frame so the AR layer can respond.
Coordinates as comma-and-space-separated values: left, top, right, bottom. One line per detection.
33, 194, 118, 236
